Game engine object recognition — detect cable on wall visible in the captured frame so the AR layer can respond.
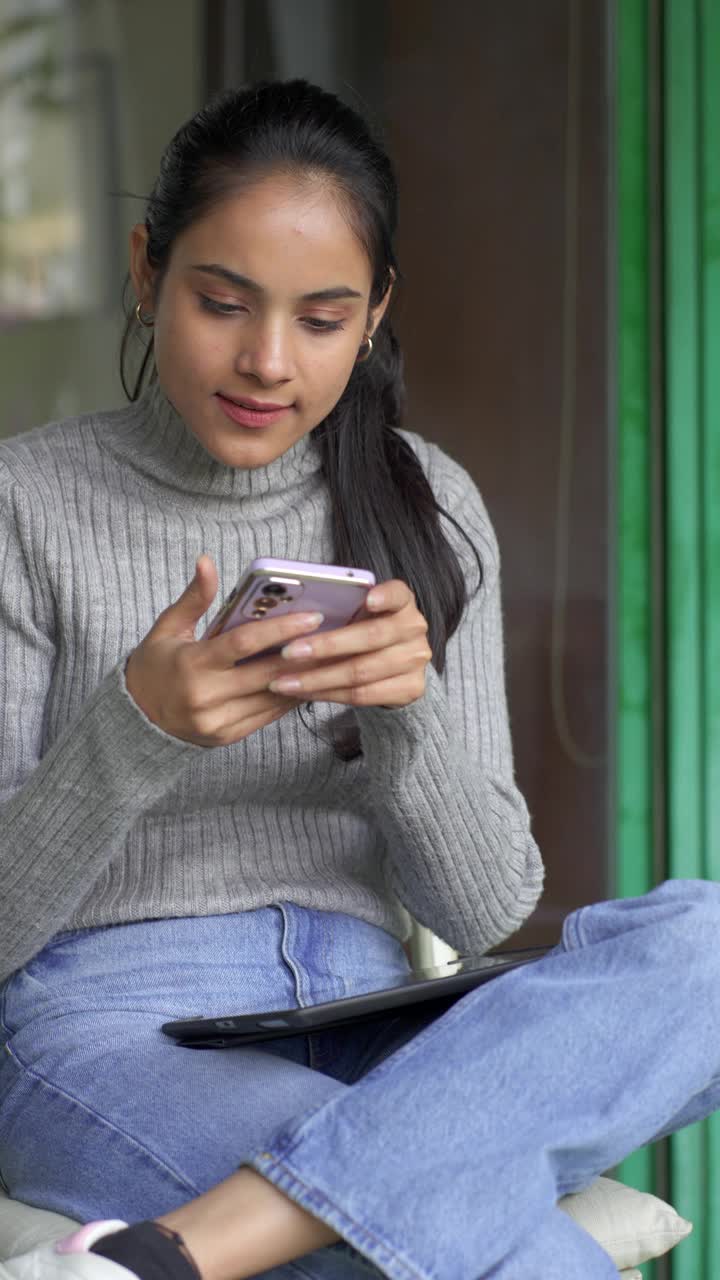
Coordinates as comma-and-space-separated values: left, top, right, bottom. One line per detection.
550, 0, 605, 770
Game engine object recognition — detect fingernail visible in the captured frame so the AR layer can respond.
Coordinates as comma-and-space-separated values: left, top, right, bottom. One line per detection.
366, 592, 384, 609
296, 612, 324, 627
269, 677, 303, 693
281, 641, 314, 659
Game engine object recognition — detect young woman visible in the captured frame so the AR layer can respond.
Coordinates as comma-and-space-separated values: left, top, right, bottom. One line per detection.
1, 79, 719, 1280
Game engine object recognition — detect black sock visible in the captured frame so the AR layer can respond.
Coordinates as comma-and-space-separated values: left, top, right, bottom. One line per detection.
90, 1221, 201, 1280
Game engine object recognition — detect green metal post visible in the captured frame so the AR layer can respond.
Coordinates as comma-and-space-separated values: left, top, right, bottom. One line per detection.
702, 0, 720, 893
617, 2, 720, 1274
665, 1, 720, 1274
701, 0, 720, 1261
615, 0, 656, 1214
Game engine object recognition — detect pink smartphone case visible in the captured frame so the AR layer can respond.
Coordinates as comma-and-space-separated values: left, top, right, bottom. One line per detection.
202, 558, 376, 653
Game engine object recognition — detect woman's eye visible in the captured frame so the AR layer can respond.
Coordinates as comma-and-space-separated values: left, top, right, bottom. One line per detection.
199, 296, 246, 315
198, 296, 343, 331
302, 318, 345, 332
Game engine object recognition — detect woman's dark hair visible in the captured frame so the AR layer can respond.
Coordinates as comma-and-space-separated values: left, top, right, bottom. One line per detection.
120, 79, 481, 758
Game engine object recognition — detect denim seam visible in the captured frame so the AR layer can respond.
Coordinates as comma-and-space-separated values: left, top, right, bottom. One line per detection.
251, 1153, 431, 1280
0, 974, 13, 1039
321, 915, 332, 994
307, 914, 332, 1072
0, 979, 11, 1196
2, 1004, 212, 1037
3, 1042, 201, 1199
561, 908, 585, 951
278, 903, 307, 1007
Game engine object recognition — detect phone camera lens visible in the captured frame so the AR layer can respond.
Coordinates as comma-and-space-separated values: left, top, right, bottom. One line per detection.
263, 583, 287, 597
257, 597, 278, 608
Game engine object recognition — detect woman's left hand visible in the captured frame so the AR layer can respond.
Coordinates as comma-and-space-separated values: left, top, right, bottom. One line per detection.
267, 580, 433, 708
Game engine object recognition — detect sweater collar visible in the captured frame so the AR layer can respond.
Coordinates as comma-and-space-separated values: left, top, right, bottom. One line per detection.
100, 379, 324, 515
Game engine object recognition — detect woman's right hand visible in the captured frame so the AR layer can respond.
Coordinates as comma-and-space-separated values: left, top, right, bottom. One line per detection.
125, 554, 325, 747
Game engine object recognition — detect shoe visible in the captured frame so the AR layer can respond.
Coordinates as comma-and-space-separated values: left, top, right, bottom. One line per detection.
3, 1221, 135, 1279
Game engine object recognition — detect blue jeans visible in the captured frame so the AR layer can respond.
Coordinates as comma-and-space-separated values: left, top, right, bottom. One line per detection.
2, 882, 720, 1279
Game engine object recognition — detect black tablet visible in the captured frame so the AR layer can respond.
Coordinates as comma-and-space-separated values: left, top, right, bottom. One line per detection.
161, 944, 552, 1048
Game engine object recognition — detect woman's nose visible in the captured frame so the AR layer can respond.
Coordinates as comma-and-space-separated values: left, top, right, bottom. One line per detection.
234, 320, 296, 386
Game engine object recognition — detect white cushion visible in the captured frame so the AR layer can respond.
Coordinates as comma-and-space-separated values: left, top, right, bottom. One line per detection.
0, 1189, 78, 1260
0, 1178, 691, 1272
558, 1175, 692, 1269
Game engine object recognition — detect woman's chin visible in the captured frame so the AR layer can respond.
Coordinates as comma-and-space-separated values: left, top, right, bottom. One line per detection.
199, 423, 306, 470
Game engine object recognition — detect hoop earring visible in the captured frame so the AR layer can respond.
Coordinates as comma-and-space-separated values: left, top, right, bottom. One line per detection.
356, 334, 373, 363
135, 301, 154, 328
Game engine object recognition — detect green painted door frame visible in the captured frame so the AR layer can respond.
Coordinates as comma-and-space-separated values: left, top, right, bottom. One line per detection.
665, 1, 720, 1275
616, 1, 720, 1275
615, 0, 661, 1246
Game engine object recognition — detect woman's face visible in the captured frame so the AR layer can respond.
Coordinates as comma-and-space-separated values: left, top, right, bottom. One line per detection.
129, 176, 392, 469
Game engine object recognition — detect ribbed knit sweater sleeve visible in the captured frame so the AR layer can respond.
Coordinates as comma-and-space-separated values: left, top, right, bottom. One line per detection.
0, 466, 199, 980
354, 437, 544, 953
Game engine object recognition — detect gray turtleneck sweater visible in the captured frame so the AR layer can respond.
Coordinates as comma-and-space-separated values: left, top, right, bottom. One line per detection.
0, 383, 543, 984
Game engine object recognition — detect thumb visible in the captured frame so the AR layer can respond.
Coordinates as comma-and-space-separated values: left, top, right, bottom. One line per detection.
152, 554, 219, 641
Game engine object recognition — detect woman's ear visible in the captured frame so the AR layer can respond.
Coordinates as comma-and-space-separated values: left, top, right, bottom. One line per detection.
367, 269, 395, 338
129, 223, 155, 309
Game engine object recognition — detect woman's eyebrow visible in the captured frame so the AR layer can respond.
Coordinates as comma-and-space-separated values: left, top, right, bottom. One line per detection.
190, 263, 363, 302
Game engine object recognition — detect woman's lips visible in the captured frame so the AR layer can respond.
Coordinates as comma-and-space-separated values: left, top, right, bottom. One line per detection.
215, 393, 294, 429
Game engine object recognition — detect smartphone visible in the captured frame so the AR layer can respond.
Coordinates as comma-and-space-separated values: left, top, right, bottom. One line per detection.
202, 557, 377, 657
